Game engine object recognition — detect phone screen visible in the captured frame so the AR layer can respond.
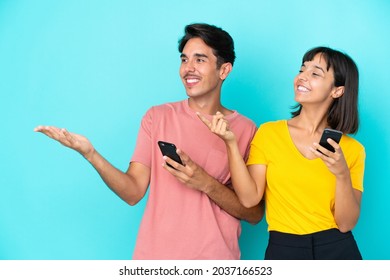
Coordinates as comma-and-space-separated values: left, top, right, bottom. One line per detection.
158, 141, 183, 167
318, 128, 342, 153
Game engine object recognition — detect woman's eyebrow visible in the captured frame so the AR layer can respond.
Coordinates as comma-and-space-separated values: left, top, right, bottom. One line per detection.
302, 62, 325, 73
314, 65, 325, 73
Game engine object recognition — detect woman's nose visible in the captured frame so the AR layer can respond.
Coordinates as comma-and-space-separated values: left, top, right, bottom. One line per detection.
297, 71, 308, 81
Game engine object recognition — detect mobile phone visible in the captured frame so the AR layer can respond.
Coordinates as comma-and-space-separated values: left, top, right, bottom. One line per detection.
318, 128, 343, 153
158, 141, 183, 168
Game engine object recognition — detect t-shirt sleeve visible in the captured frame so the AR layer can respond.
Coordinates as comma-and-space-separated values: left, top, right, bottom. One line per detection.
246, 124, 268, 166
131, 107, 153, 168
241, 121, 257, 163
349, 146, 366, 192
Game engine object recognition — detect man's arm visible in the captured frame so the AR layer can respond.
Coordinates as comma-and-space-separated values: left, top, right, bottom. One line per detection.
162, 149, 264, 224
203, 178, 265, 224
34, 126, 150, 205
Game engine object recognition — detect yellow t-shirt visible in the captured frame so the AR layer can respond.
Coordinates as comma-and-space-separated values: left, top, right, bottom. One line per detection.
247, 120, 365, 234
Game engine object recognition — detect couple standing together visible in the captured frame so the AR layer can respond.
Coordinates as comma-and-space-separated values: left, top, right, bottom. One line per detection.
35, 23, 365, 260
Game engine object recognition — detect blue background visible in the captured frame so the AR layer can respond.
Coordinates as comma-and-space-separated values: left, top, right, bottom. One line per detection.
1, 0, 389, 260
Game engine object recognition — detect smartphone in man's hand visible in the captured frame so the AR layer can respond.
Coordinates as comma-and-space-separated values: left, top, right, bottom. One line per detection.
158, 141, 183, 168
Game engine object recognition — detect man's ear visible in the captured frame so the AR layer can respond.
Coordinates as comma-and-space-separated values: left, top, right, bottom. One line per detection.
219, 62, 233, 80
331, 86, 345, 99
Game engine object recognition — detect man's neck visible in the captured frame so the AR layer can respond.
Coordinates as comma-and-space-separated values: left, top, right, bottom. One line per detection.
188, 97, 231, 115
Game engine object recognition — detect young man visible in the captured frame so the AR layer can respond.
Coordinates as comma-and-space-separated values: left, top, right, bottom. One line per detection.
35, 23, 263, 259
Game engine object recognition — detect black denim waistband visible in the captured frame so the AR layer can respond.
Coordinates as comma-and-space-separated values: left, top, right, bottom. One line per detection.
269, 228, 353, 248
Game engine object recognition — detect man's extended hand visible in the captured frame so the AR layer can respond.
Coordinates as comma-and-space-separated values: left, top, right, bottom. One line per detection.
34, 125, 95, 160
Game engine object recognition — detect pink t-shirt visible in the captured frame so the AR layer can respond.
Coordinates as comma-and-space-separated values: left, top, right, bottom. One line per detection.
131, 99, 257, 259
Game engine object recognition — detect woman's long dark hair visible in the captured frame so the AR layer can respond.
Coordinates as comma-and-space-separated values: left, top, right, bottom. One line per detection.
291, 47, 360, 134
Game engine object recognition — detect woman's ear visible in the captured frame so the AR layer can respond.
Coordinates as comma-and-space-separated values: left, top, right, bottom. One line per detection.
332, 86, 345, 99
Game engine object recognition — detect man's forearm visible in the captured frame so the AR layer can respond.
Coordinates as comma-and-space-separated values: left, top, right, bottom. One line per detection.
203, 178, 264, 224
86, 150, 148, 205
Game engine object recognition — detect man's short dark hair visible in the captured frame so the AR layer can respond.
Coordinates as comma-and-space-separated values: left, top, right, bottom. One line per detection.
178, 23, 236, 68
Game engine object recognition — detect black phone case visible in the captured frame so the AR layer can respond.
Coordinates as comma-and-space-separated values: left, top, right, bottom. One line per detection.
158, 141, 183, 167
319, 128, 342, 153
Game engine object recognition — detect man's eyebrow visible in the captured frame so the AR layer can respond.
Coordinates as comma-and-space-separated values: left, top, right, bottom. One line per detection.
180, 53, 208, 58
194, 53, 208, 58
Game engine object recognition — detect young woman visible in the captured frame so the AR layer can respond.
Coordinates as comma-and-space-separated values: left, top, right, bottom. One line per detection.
198, 46, 365, 259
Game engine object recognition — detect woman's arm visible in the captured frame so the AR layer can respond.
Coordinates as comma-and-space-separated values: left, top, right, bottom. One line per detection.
312, 139, 362, 232
197, 112, 266, 208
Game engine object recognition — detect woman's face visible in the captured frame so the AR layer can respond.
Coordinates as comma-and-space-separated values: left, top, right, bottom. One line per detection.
293, 53, 340, 107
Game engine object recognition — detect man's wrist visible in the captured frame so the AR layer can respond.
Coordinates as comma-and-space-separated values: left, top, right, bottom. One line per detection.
201, 176, 215, 194
83, 148, 97, 163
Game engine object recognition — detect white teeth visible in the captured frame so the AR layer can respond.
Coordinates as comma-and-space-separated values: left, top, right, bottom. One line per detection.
298, 85, 309, 92
187, 79, 199, 83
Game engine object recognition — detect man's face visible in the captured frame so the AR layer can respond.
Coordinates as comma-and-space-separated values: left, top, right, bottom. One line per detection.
179, 38, 225, 99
